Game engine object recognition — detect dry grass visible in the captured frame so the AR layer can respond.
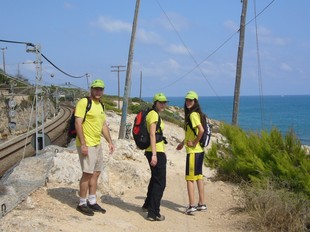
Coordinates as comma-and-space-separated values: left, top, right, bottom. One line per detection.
238, 182, 310, 232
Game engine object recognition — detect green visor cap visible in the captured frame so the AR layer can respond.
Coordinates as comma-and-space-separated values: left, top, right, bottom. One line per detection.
91, 79, 105, 88
185, 91, 198, 100
153, 92, 168, 102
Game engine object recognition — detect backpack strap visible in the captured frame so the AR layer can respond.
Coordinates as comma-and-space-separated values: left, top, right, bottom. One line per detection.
188, 112, 202, 137
82, 97, 105, 122
83, 97, 92, 122
150, 108, 162, 135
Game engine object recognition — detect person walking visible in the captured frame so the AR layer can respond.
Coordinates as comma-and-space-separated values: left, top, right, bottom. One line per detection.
176, 91, 207, 215
142, 93, 168, 221
75, 79, 115, 216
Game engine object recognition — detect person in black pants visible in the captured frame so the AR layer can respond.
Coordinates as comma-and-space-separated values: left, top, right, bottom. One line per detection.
142, 93, 168, 221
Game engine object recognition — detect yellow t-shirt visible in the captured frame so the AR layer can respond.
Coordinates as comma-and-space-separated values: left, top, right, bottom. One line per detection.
75, 98, 106, 147
145, 110, 165, 152
185, 112, 204, 153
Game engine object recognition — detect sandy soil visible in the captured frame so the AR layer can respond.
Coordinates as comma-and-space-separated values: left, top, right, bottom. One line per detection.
0, 111, 250, 232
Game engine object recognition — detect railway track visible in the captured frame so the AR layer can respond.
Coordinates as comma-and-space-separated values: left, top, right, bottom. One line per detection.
0, 105, 73, 177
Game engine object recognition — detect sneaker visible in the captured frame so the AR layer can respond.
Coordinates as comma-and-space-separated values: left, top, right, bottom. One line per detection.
147, 215, 165, 221
87, 202, 106, 214
155, 215, 165, 221
185, 206, 197, 215
196, 203, 207, 211
142, 206, 148, 212
76, 204, 94, 216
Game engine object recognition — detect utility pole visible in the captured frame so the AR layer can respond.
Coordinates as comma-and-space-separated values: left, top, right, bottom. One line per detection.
139, 71, 142, 102
86, 73, 90, 90
111, 65, 126, 110
26, 44, 45, 155
1, 47, 7, 74
232, 0, 248, 125
118, 0, 140, 139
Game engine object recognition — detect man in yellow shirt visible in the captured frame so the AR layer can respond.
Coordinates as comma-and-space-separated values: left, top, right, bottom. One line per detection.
75, 79, 115, 216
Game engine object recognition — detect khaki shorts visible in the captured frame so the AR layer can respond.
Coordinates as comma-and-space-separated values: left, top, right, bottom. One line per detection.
77, 145, 103, 174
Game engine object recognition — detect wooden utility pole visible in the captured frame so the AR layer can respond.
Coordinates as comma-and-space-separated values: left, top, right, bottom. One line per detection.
232, 0, 248, 125
118, 0, 140, 139
111, 65, 126, 110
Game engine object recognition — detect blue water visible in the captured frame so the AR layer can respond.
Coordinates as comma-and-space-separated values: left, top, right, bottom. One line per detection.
143, 95, 310, 146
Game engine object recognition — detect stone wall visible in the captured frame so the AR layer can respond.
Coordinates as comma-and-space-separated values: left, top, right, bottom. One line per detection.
0, 97, 57, 140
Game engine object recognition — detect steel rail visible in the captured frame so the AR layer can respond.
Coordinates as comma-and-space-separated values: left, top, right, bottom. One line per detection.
0, 105, 73, 177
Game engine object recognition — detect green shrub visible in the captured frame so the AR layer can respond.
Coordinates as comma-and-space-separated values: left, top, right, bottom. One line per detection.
205, 123, 310, 231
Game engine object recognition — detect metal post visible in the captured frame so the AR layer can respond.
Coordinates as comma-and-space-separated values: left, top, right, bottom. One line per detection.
118, 0, 140, 139
86, 73, 90, 90
139, 71, 143, 102
232, 0, 248, 125
27, 44, 45, 155
1, 47, 7, 74
111, 65, 126, 110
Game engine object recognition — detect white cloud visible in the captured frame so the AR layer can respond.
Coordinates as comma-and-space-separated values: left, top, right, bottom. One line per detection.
92, 16, 164, 45
93, 16, 131, 32
137, 29, 164, 45
166, 58, 181, 70
64, 2, 74, 9
166, 44, 189, 54
157, 12, 189, 31
280, 63, 293, 71
224, 20, 239, 31
253, 26, 290, 46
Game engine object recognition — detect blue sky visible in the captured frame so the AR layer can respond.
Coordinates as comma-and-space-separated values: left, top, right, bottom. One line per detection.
1, 0, 310, 97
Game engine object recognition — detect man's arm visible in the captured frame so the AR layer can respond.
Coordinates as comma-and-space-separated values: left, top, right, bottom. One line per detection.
102, 122, 115, 154
75, 117, 88, 155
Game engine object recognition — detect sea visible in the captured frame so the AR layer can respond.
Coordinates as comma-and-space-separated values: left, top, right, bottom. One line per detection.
143, 95, 310, 146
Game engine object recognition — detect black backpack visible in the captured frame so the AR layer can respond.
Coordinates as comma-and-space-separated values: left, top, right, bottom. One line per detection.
132, 108, 165, 150
67, 97, 104, 141
188, 113, 211, 147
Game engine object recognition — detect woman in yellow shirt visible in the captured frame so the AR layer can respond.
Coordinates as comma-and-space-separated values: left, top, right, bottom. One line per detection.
142, 93, 168, 221
176, 91, 207, 215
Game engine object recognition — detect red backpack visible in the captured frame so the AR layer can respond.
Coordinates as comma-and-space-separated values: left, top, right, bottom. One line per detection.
132, 108, 165, 149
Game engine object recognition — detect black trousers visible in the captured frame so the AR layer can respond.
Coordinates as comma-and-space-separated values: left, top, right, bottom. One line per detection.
143, 151, 167, 218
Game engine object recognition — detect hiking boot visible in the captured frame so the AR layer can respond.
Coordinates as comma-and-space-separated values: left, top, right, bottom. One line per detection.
76, 204, 94, 216
185, 206, 197, 215
147, 214, 165, 221
87, 202, 106, 214
196, 203, 207, 211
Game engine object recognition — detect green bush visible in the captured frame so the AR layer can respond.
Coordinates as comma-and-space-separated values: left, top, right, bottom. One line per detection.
205, 123, 310, 231
205, 124, 310, 196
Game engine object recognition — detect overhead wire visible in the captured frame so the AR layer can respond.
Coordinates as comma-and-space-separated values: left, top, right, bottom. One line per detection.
0, 39, 87, 79
253, 0, 266, 129
153, 0, 276, 94
155, 0, 220, 97
41, 53, 87, 79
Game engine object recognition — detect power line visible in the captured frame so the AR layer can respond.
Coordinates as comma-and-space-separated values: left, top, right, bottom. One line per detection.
154, 0, 277, 93
0, 39, 87, 79
41, 53, 87, 79
155, 0, 219, 97
253, 0, 266, 129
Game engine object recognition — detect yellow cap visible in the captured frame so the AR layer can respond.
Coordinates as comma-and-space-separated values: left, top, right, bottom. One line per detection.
91, 79, 105, 88
153, 92, 168, 102
185, 91, 198, 100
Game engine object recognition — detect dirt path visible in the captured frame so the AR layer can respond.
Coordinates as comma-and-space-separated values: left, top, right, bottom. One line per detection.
0, 113, 250, 232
